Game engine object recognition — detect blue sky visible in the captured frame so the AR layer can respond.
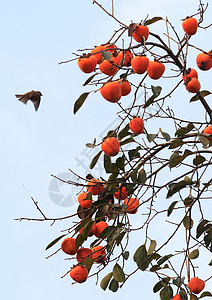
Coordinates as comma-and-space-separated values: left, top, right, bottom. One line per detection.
1, 0, 212, 299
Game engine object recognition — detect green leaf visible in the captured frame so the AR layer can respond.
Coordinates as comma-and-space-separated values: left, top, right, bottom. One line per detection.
120, 137, 134, 146
100, 50, 112, 61
104, 154, 112, 173
144, 16, 163, 25
138, 168, 147, 184
130, 168, 138, 183
184, 196, 195, 207
167, 201, 178, 217
109, 278, 119, 292
118, 124, 130, 140
169, 152, 182, 168
166, 181, 187, 198
147, 240, 157, 255
73, 92, 90, 114
144, 85, 162, 108
100, 272, 113, 291
160, 128, 171, 141
190, 90, 211, 102
160, 287, 170, 300
157, 255, 173, 266
83, 74, 96, 86
196, 219, 209, 239
179, 288, 188, 300
199, 135, 210, 147
165, 286, 173, 299
183, 216, 194, 229
90, 151, 102, 169
188, 249, 199, 259
82, 220, 94, 239
128, 147, 141, 160
116, 156, 125, 172
175, 123, 194, 136
75, 234, 85, 248
147, 133, 158, 142
122, 251, 129, 260
107, 227, 121, 246
116, 232, 126, 246
83, 257, 95, 273
113, 263, 125, 282
190, 294, 198, 300
199, 291, 212, 298
45, 234, 66, 250
133, 244, 149, 271
169, 139, 184, 149
153, 281, 164, 293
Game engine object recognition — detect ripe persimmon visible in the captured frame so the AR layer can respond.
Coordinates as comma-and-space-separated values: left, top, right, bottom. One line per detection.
101, 137, 120, 156
113, 185, 128, 200
91, 45, 107, 64
171, 295, 181, 300
185, 78, 201, 93
95, 221, 109, 238
188, 277, 205, 294
129, 117, 144, 134
132, 25, 149, 43
147, 61, 165, 79
203, 124, 212, 140
61, 237, 78, 255
123, 198, 139, 214
78, 192, 93, 209
118, 80, 131, 96
105, 44, 117, 53
86, 178, 104, 195
100, 81, 122, 103
182, 17, 198, 35
196, 53, 212, 71
91, 246, 106, 262
116, 50, 133, 67
76, 248, 93, 263
70, 265, 88, 283
78, 55, 97, 73
182, 68, 198, 81
79, 223, 96, 236
131, 56, 149, 74
99, 56, 118, 76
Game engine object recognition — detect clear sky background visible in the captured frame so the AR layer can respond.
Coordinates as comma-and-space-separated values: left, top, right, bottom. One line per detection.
1, 0, 211, 299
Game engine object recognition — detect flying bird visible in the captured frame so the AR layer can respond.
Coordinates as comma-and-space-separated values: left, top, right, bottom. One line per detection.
15, 90, 43, 111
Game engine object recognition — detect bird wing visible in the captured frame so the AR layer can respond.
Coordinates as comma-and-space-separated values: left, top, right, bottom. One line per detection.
33, 99, 41, 111
15, 95, 29, 105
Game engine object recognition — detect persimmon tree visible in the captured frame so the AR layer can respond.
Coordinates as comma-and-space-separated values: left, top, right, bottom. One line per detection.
16, 0, 212, 299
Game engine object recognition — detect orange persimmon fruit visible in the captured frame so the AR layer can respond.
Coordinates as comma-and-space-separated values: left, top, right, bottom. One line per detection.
78, 55, 97, 73
78, 192, 93, 209
188, 277, 205, 294
185, 78, 201, 93
132, 25, 149, 43
123, 198, 139, 214
113, 185, 128, 200
100, 81, 122, 103
147, 61, 165, 79
86, 178, 104, 195
116, 50, 133, 67
118, 79, 131, 96
101, 137, 120, 157
61, 237, 78, 255
131, 56, 149, 74
203, 124, 212, 140
182, 68, 198, 81
76, 248, 93, 263
129, 117, 144, 134
171, 295, 181, 300
95, 221, 109, 238
182, 17, 198, 35
196, 52, 212, 71
70, 265, 88, 283
91, 45, 107, 64
91, 246, 106, 262
99, 55, 118, 76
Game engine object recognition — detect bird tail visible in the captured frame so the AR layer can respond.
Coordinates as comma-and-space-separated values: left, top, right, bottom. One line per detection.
15, 95, 28, 105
